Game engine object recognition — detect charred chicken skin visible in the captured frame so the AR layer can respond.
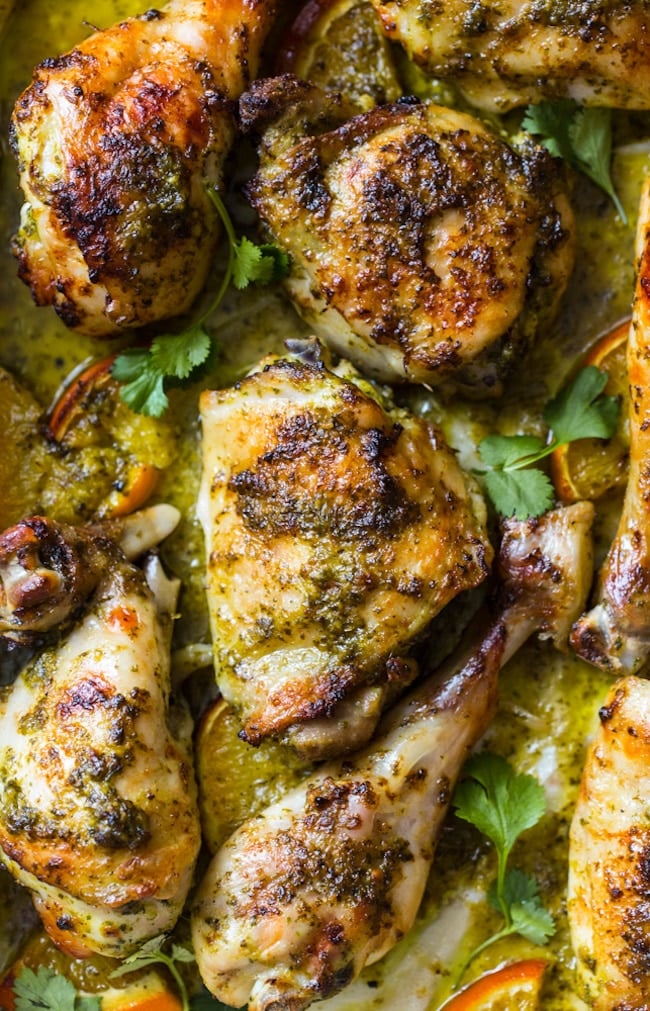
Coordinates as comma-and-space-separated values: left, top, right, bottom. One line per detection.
191, 502, 594, 1011
240, 76, 575, 397
198, 341, 492, 760
369, 0, 650, 113
0, 509, 201, 957
10, 0, 276, 337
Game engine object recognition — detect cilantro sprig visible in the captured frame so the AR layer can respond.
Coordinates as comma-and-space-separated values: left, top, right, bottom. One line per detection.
13, 967, 101, 1011
479, 364, 620, 519
112, 190, 290, 417
522, 100, 626, 222
452, 752, 555, 986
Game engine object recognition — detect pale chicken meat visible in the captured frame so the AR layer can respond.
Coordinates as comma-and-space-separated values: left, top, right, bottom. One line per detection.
571, 179, 650, 674
191, 502, 595, 1011
10, 0, 276, 336
369, 0, 650, 113
240, 76, 575, 397
569, 675, 650, 1008
0, 508, 201, 958
198, 341, 492, 760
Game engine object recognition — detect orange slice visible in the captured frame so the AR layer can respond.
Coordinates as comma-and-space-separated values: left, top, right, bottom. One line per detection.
441, 959, 547, 1011
551, 319, 630, 502
46, 355, 175, 520
277, 0, 402, 110
196, 698, 311, 852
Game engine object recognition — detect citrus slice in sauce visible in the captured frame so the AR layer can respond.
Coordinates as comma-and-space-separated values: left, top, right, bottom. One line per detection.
440, 959, 547, 1011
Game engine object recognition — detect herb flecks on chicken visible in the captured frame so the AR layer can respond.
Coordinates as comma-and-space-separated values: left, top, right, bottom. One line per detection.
197, 342, 492, 760
368, 0, 650, 112
9, 0, 276, 337
240, 76, 575, 398
191, 502, 594, 1011
0, 509, 201, 958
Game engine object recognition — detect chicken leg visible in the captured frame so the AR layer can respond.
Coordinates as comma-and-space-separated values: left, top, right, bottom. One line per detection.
10, 0, 276, 336
191, 501, 594, 1011
571, 179, 650, 674
0, 508, 201, 958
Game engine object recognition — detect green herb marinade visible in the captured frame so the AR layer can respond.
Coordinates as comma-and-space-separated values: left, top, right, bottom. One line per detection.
1, 1, 650, 1007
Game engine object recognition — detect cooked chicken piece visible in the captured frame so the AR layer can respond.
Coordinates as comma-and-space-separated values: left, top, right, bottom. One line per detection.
369, 0, 650, 113
240, 76, 575, 397
0, 504, 179, 643
569, 675, 650, 1008
10, 0, 275, 337
191, 502, 595, 1011
571, 180, 650, 674
198, 340, 492, 760
0, 510, 201, 958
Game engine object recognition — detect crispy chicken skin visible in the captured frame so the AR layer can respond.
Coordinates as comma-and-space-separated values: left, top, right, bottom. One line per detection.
10, 0, 275, 337
0, 511, 201, 957
191, 503, 594, 1011
369, 0, 650, 113
572, 179, 650, 674
240, 77, 575, 397
198, 342, 492, 760
569, 676, 650, 1008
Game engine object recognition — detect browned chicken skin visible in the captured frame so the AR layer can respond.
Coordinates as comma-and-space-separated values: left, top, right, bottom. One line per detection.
241, 77, 575, 397
10, 0, 275, 336
0, 508, 201, 957
369, 0, 650, 112
198, 341, 492, 760
569, 675, 650, 1008
192, 502, 595, 1011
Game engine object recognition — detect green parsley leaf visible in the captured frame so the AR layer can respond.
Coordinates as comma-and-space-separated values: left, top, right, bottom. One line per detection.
110, 935, 195, 1011
190, 989, 233, 1011
483, 468, 555, 520
522, 100, 626, 222
478, 364, 621, 518
451, 753, 554, 987
14, 968, 101, 1011
544, 365, 619, 443
113, 189, 289, 416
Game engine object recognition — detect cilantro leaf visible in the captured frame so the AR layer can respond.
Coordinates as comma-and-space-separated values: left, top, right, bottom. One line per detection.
14, 968, 101, 1011
478, 434, 545, 469
451, 753, 554, 987
511, 897, 557, 946
483, 468, 555, 520
454, 753, 546, 859
522, 100, 626, 222
544, 365, 619, 443
478, 364, 621, 518
113, 189, 289, 416
190, 989, 233, 1011
110, 935, 195, 1011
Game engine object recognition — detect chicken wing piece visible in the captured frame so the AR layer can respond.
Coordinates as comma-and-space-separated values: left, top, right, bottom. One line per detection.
369, 0, 650, 113
10, 0, 276, 337
191, 501, 595, 1011
0, 510, 201, 958
240, 77, 575, 397
569, 675, 650, 1008
198, 340, 492, 760
571, 180, 650, 674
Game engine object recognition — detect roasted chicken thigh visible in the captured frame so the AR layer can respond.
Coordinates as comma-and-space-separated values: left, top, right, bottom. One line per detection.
0, 509, 201, 957
191, 502, 594, 1011
10, 0, 275, 336
241, 77, 575, 396
369, 0, 650, 112
198, 341, 492, 759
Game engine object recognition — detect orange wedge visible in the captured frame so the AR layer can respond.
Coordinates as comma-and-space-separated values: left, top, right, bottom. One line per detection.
551, 319, 630, 502
441, 959, 547, 1011
46, 355, 175, 520
277, 0, 402, 110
